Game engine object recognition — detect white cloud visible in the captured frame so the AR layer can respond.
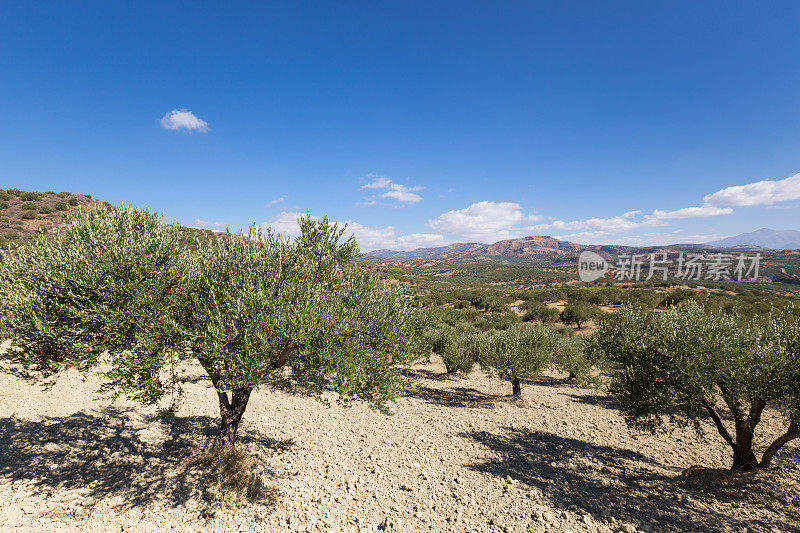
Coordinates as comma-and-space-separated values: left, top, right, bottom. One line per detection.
530, 204, 731, 236
345, 222, 448, 250
261, 211, 449, 251
703, 172, 800, 207
160, 109, 209, 132
193, 219, 227, 229
559, 230, 727, 247
265, 197, 285, 208
262, 211, 310, 238
428, 201, 542, 241
362, 176, 393, 189
647, 205, 733, 220
360, 175, 423, 205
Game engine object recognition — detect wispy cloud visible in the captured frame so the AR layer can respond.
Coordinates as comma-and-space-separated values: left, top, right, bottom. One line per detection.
161, 109, 209, 132
361, 175, 423, 205
261, 211, 449, 251
265, 196, 285, 208
193, 218, 226, 229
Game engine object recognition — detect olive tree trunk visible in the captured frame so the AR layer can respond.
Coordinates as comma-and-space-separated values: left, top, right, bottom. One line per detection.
216, 387, 252, 446
511, 377, 521, 397
732, 424, 759, 471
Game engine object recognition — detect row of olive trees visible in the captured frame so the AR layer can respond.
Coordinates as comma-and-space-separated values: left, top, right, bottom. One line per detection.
426, 321, 591, 395
0, 206, 424, 446
1, 205, 797, 474
428, 300, 799, 472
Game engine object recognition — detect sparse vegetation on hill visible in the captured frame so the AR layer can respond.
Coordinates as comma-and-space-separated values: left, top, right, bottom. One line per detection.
0, 188, 97, 248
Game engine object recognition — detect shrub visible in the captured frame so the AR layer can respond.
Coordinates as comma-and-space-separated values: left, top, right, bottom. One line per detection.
53, 201, 68, 211
0, 201, 8, 210
39, 205, 53, 214
20, 211, 37, 220
592, 301, 800, 470
57, 191, 71, 198
0, 206, 423, 446
560, 303, 600, 329
0, 217, 9, 223
585, 291, 608, 306
21, 202, 37, 210
472, 311, 519, 331
6, 189, 22, 197
0, 191, 10, 201
549, 330, 596, 385
20, 191, 42, 201
621, 289, 664, 309
68, 197, 79, 206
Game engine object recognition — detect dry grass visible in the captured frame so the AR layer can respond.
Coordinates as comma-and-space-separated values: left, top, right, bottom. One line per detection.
184, 442, 278, 505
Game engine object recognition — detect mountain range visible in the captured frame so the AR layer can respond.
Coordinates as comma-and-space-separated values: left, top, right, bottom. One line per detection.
707, 229, 800, 250
366, 229, 799, 261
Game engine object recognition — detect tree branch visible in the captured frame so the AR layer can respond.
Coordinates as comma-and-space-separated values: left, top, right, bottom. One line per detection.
273, 344, 298, 369
760, 420, 799, 468
747, 399, 767, 430
702, 395, 735, 450
717, 380, 746, 426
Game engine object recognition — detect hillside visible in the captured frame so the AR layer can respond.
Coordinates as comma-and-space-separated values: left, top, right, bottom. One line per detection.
708, 229, 800, 250
0, 188, 100, 247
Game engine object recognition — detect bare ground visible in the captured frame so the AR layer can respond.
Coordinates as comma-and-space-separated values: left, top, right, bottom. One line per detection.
0, 355, 798, 533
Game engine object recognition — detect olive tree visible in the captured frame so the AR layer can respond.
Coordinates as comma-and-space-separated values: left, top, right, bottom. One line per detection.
592, 301, 800, 470
522, 303, 560, 324
478, 324, 580, 397
0, 206, 422, 446
426, 323, 481, 375
559, 303, 600, 329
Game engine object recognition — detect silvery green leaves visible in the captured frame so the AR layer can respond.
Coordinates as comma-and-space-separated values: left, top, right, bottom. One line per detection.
0, 204, 187, 405
477, 324, 583, 396
593, 301, 800, 469
0, 207, 423, 443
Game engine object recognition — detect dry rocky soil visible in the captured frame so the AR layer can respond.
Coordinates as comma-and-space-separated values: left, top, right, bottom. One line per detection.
0, 351, 798, 533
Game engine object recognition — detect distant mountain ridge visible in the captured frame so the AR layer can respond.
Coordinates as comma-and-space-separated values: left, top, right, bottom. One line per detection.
366, 235, 639, 261
707, 229, 800, 250
365, 230, 799, 261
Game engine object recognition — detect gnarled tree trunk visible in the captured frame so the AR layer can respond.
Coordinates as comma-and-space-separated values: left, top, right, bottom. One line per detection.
511, 377, 521, 397
216, 387, 252, 446
732, 424, 758, 471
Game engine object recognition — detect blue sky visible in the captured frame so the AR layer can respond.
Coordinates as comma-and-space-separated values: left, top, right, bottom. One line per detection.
1, 2, 799, 250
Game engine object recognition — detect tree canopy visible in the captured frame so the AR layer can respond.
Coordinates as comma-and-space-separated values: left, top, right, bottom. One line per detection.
592, 301, 800, 470
0, 205, 423, 445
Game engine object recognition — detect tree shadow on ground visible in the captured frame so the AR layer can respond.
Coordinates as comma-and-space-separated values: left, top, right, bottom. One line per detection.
0, 409, 293, 510
562, 391, 620, 410
401, 368, 458, 381
460, 427, 800, 532
405, 384, 496, 408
